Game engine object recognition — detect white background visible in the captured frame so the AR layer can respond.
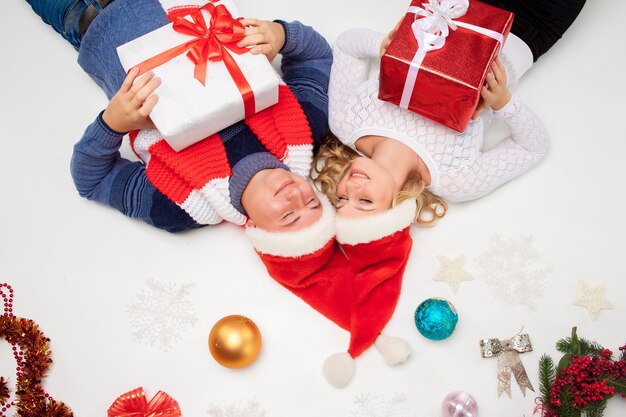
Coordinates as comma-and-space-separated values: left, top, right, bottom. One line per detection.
0, 0, 625, 416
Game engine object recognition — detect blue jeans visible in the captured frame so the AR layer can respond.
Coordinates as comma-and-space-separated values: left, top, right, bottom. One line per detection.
25, 0, 105, 49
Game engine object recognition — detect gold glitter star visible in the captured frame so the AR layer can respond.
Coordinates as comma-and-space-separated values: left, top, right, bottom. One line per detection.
433, 255, 474, 293
572, 281, 613, 320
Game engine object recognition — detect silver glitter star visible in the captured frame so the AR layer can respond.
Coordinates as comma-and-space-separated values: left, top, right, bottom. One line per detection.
572, 281, 613, 320
433, 255, 474, 293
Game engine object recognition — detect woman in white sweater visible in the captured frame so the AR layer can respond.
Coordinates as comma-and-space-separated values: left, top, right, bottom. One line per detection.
314, 0, 585, 229
315, 27, 545, 224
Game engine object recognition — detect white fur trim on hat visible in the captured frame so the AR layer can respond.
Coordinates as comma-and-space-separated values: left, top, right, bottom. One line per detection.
335, 199, 416, 246
245, 191, 335, 258
322, 352, 355, 388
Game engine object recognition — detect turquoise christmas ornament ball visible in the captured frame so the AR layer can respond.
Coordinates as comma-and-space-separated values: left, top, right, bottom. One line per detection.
414, 298, 458, 340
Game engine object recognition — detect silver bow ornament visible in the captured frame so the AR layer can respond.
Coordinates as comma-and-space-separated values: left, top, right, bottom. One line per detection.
480, 333, 535, 398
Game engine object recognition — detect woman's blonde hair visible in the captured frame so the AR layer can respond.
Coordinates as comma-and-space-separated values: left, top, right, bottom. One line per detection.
312, 135, 447, 226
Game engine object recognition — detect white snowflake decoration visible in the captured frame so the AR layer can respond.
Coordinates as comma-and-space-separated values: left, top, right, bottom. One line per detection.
475, 234, 551, 311
207, 398, 266, 417
126, 279, 198, 350
352, 393, 418, 417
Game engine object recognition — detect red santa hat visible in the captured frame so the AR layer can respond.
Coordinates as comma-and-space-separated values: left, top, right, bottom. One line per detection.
245, 194, 354, 330
247, 197, 417, 388
323, 199, 416, 388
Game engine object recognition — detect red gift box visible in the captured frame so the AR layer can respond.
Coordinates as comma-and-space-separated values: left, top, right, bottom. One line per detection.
379, 0, 514, 132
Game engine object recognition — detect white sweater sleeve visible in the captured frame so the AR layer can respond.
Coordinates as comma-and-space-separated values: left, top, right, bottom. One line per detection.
329, 29, 385, 142
436, 94, 550, 202
499, 33, 534, 89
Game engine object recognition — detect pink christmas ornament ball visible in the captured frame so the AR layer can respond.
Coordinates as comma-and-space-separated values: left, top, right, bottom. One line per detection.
441, 391, 478, 417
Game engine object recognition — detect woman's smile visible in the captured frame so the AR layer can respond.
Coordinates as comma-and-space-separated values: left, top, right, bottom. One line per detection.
349, 169, 370, 180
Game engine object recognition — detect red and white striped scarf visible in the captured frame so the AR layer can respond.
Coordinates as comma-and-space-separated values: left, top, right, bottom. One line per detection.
130, 84, 314, 225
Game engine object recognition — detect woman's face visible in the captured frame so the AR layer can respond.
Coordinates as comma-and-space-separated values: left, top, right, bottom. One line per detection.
242, 168, 323, 231
336, 157, 396, 218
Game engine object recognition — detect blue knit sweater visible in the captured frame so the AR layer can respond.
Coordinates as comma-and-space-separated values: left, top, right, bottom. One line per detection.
70, 0, 332, 232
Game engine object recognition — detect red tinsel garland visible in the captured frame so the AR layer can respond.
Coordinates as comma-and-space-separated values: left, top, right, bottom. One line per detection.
0, 283, 72, 417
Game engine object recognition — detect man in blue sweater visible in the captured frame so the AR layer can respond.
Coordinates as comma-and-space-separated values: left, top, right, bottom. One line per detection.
25, 0, 336, 255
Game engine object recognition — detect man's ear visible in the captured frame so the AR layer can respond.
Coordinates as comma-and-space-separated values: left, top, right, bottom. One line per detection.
245, 218, 257, 228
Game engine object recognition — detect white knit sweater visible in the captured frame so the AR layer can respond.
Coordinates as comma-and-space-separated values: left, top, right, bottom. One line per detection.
328, 29, 549, 203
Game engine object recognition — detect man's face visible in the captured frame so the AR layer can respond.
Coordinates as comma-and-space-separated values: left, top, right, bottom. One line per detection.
241, 168, 323, 231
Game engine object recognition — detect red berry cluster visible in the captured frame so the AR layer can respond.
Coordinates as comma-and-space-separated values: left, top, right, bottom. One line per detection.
549, 350, 625, 410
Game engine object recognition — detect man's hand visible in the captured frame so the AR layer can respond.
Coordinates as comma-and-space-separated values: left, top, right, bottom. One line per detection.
102, 68, 160, 132
237, 18, 285, 63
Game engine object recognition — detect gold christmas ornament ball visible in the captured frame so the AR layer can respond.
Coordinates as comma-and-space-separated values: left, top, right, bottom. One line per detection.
208, 315, 262, 368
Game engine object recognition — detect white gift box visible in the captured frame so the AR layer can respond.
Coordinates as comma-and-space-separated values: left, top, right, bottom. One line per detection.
116, 0, 280, 151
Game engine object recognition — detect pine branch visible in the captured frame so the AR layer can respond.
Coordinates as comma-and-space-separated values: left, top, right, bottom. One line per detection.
556, 338, 570, 354
585, 399, 608, 417
556, 407, 580, 417
539, 355, 556, 405
581, 339, 606, 356
607, 378, 626, 395
556, 338, 605, 356
558, 387, 580, 417
561, 405, 581, 417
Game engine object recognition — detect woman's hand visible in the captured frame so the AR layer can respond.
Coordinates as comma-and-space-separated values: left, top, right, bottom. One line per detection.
380, 19, 402, 58
102, 68, 160, 132
237, 18, 285, 63
472, 57, 511, 119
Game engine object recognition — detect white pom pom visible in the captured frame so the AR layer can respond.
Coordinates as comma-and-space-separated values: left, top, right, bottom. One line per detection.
322, 352, 356, 388
375, 334, 412, 366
